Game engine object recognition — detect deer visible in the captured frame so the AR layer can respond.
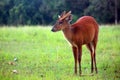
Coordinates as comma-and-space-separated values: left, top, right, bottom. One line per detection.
51, 11, 99, 75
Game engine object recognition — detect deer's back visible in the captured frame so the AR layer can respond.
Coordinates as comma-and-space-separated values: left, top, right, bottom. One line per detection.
71, 16, 99, 44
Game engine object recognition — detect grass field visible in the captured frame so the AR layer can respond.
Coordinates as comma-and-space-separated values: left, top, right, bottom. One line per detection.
0, 25, 120, 80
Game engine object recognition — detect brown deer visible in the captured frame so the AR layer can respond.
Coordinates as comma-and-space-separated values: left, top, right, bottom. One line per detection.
51, 11, 99, 75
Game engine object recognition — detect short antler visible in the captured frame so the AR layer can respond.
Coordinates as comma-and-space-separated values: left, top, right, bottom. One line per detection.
59, 11, 71, 21
61, 11, 66, 17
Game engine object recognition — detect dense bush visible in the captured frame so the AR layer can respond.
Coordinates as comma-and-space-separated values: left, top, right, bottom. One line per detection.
0, 0, 120, 25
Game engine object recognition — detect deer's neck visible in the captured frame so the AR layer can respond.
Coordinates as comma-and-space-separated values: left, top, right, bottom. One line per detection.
62, 25, 72, 42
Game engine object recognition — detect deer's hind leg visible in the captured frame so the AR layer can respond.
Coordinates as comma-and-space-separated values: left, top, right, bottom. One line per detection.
93, 40, 98, 73
86, 43, 94, 73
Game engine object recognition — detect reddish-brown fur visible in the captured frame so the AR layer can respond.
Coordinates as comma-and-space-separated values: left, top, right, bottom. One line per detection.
51, 11, 99, 75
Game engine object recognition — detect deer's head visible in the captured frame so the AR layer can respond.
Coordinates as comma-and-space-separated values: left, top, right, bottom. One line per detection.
51, 11, 72, 32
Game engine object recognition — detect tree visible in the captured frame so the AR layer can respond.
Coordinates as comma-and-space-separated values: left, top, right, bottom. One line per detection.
0, 0, 120, 25
84, 0, 118, 24
65, 0, 89, 23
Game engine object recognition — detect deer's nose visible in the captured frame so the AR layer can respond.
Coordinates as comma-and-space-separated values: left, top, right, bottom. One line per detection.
51, 28, 55, 32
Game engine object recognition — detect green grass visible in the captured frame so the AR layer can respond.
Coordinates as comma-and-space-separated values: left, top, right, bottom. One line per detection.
0, 25, 120, 80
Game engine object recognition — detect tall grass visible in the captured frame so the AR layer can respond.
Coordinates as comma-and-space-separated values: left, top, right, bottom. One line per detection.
0, 25, 120, 80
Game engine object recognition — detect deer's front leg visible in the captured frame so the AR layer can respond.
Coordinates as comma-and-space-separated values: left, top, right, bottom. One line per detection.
72, 46, 78, 74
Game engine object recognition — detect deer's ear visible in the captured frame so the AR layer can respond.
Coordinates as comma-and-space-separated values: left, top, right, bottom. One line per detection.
66, 14, 72, 23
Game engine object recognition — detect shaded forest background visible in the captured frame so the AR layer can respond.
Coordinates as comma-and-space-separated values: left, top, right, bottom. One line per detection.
0, 0, 120, 25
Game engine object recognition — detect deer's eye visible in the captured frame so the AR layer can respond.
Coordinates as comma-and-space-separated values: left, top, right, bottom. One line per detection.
59, 21, 63, 24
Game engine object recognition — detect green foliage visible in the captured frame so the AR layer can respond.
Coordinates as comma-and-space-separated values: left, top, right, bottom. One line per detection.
84, 0, 115, 24
0, 0, 120, 25
0, 25, 120, 80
